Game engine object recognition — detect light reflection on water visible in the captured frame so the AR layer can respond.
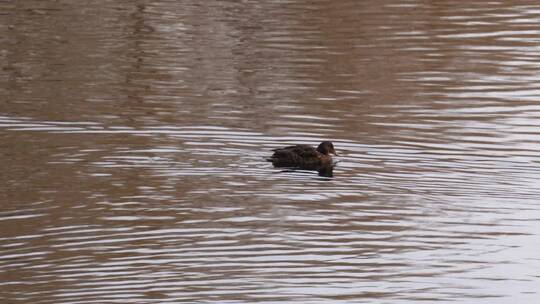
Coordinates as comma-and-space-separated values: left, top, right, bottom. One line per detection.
2, 0, 540, 303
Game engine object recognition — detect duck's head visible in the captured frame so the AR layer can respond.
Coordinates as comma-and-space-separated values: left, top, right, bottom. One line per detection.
317, 141, 338, 156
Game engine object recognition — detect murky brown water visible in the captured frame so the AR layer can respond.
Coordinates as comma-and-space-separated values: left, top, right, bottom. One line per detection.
2, 0, 540, 303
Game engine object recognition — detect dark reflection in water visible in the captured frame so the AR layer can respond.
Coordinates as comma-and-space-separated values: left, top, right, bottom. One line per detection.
2, 0, 540, 303
275, 165, 334, 178
317, 165, 334, 178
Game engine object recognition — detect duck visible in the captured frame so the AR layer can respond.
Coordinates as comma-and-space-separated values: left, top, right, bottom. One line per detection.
267, 141, 338, 171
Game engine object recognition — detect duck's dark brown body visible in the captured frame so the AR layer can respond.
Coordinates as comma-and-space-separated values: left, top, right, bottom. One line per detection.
267, 141, 337, 171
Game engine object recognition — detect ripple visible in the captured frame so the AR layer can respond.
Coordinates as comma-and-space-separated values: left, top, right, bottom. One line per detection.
2, 0, 540, 303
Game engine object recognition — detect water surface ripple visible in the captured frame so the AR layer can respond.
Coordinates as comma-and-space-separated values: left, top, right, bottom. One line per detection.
2, 1, 540, 303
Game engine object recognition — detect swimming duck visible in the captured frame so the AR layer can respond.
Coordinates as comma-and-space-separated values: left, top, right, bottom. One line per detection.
267, 141, 338, 171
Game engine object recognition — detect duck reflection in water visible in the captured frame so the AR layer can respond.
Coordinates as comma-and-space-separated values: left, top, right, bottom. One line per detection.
267, 141, 337, 177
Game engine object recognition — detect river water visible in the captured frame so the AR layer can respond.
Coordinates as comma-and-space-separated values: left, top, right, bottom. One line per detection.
2, 1, 540, 303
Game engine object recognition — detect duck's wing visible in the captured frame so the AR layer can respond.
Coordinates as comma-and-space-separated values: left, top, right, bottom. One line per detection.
271, 144, 308, 152
269, 145, 320, 168
269, 149, 303, 167
273, 145, 318, 157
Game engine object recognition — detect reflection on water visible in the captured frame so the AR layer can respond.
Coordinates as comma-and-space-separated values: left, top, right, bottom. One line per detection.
317, 165, 334, 178
2, 0, 540, 303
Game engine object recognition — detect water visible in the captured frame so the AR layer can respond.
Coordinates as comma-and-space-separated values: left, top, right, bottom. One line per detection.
2, 1, 540, 303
